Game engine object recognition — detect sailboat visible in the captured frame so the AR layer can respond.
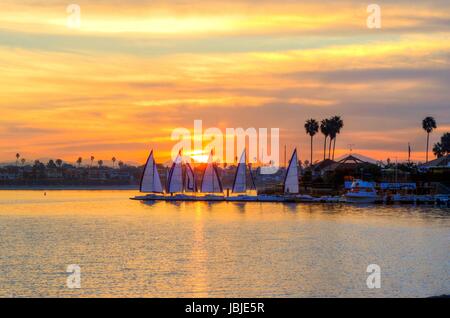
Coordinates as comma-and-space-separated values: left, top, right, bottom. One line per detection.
200, 150, 224, 200
284, 149, 299, 194
167, 150, 183, 194
136, 150, 164, 200
184, 162, 197, 193
227, 149, 257, 202
257, 149, 298, 202
283, 149, 314, 202
164, 150, 199, 201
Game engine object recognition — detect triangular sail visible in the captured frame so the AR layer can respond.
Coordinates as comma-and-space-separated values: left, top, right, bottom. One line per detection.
184, 163, 197, 192
201, 151, 223, 193
283, 149, 299, 194
232, 150, 247, 193
167, 151, 183, 193
140, 150, 164, 193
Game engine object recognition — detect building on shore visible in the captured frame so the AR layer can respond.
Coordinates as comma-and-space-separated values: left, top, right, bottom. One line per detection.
419, 154, 450, 172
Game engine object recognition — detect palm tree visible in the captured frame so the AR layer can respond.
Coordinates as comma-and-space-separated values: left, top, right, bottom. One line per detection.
55, 159, 63, 168
320, 119, 330, 160
98, 160, 103, 168
20, 158, 26, 166
433, 142, 444, 158
441, 132, 450, 155
330, 116, 344, 160
90, 156, 95, 168
112, 157, 117, 168
15, 153, 20, 166
433, 132, 450, 158
304, 119, 319, 165
118, 161, 124, 169
76, 157, 82, 168
422, 117, 437, 162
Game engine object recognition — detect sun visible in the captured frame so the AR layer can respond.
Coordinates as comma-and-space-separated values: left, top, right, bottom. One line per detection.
186, 150, 209, 163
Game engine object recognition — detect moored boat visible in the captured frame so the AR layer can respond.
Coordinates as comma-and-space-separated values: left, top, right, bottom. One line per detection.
134, 150, 165, 200
200, 150, 224, 196
227, 149, 258, 202
344, 179, 379, 203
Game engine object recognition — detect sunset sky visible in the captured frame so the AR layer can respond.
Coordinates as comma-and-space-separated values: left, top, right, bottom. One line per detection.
1, 0, 449, 165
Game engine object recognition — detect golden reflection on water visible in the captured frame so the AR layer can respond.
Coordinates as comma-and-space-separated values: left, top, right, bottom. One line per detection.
0, 190, 448, 298
188, 203, 208, 297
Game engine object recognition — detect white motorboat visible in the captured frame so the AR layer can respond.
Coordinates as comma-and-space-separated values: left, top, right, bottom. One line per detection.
344, 180, 379, 203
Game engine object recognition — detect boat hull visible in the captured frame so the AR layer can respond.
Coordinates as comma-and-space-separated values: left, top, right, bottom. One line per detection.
257, 195, 285, 202
226, 195, 258, 202
344, 194, 379, 203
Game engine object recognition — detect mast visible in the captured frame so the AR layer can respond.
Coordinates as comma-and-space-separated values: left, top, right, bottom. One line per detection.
184, 162, 197, 192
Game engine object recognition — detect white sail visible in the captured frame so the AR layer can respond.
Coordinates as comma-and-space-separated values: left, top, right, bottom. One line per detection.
184, 163, 196, 192
201, 151, 223, 193
284, 149, 299, 194
140, 150, 164, 193
167, 152, 183, 193
232, 150, 247, 193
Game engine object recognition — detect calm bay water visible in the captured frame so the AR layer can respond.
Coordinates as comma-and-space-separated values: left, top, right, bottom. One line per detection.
0, 190, 448, 298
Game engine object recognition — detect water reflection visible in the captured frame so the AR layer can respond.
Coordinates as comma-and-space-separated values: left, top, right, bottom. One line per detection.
0, 190, 448, 298
187, 203, 208, 296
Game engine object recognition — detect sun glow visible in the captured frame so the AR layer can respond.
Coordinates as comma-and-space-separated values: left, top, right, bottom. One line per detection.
187, 150, 209, 163
0, 1, 449, 163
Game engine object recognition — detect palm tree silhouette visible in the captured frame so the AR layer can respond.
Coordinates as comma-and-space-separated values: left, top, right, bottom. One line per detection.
90, 156, 95, 168
76, 157, 82, 168
15, 153, 20, 166
422, 117, 437, 162
304, 119, 319, 165
20, 158, 26, 166
442, 133, 450, 154
330, 116, 344, 160
118, 161, 124, 169
433, 142, 444, 158
328, 124, 335, 159
112, 157, 117, 168
56, 159, 63, 168
433, 132, 450, 158
320, 119, 330, 160
98, 160, 103, 168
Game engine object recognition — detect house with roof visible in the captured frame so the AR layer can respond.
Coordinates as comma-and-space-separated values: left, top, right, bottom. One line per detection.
419, 154, 450, 172
311, 154, 381, 181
